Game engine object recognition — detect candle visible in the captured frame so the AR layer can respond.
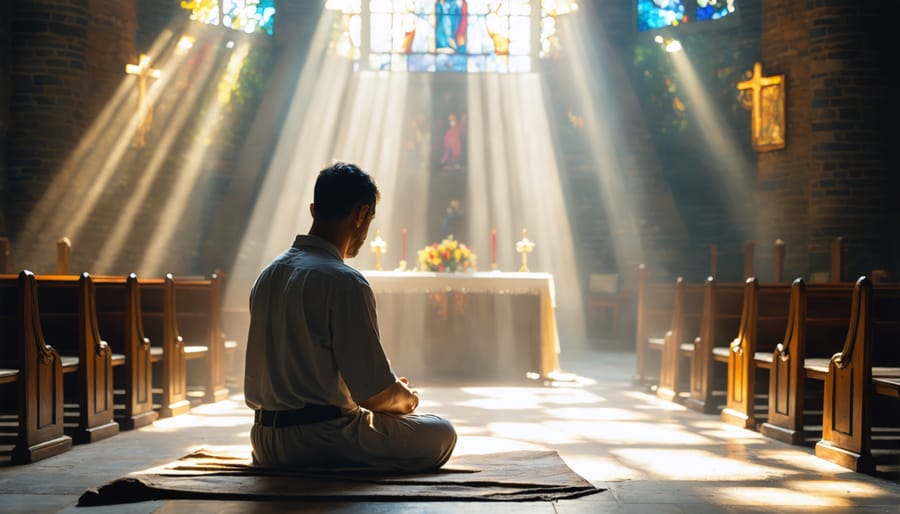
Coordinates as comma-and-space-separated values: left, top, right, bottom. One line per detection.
401, 227, 407, 261
491, 228, 497, 265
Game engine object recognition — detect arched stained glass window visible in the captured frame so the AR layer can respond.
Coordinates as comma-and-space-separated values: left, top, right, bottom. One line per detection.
182, 0, 276, 36
325, 0, 578, 72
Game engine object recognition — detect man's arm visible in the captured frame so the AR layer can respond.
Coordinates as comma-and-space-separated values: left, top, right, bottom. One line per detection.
359, 377, 419, 414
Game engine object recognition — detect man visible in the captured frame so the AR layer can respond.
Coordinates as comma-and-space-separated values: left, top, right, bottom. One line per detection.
244, 162, 457, 472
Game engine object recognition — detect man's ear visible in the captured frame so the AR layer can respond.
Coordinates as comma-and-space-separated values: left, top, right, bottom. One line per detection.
355, 203, 370, 228
309, 203, 315, 218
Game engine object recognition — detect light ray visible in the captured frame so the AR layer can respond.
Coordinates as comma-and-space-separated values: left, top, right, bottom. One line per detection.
138, 41, 252, 275
15, 26, 185, 271
668, 48, 755, 240
557, 13, 653, 276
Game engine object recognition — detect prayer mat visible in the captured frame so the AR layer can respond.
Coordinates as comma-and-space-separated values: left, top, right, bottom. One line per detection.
78, 449, 604, 505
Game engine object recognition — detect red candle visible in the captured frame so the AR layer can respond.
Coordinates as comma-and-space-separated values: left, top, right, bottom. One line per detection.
401, 227, 407, 261
491, 228, 497, 265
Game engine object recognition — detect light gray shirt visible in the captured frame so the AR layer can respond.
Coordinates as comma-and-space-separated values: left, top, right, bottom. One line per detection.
244, 234, 397, 412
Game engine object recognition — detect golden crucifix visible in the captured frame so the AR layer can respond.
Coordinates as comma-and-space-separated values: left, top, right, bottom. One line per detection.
737, 62, 785, 152
515, 229, 535, 272
125, 53, 161, 148
369, 229, 387, 271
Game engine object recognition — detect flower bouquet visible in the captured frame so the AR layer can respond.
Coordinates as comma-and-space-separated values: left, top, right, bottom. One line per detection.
417, 235, 477, 272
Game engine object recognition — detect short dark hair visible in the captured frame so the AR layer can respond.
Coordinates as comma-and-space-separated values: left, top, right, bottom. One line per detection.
313, 162, 380, 221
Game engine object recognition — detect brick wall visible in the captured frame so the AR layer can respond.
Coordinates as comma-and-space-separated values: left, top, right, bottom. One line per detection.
0, 1, 10, 237
759, 0, 900, 279
7, 0, 90, 245
756, 0, 810, 279
807, 1, 896, 278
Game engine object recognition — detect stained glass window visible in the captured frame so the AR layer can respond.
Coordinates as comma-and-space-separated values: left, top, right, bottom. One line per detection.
695, 0, 735, 21
637, 0, 686, 32
182, 0, 276, 36
637, 0, 736, 33
326, 0, 578, 72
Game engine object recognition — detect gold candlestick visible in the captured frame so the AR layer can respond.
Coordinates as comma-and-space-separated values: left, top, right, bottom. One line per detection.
515, 228, 534, 272
369, 229, 387, 271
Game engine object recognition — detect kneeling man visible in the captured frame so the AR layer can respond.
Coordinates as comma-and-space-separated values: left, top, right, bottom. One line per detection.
244, 162, 457, 472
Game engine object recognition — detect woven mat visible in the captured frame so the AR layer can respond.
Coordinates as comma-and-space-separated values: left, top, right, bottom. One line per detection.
79, 449, 603, 505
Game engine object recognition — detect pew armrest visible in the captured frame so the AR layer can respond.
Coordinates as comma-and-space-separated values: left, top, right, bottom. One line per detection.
184, 345, 209, 360
0, 368, 17, 384
111, 353, 126, 367
647, 337, 665, 348
711, 346, 729, 362
753, 352, 773, 368
803, 357, 831, 380
873, 376, 900, 398
61, 356, 79, 373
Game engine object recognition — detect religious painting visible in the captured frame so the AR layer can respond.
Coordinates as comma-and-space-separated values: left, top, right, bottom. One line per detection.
756, 79, 785, 151
433, 84, 467, 172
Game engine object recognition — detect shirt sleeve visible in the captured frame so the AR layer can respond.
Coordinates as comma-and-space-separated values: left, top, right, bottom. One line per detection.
330, 277, 398, 403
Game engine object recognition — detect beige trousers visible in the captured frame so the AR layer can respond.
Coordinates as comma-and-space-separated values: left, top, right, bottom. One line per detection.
250, 407, 457, 473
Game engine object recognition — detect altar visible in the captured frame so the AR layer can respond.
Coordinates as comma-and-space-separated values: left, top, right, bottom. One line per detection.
363, 271, 561, 381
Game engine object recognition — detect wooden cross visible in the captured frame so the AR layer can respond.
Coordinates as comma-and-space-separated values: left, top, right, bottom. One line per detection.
125, 53, 161, 148
369, 229, 387, 271
515, 228, 534, 272
736, 61, 785, 152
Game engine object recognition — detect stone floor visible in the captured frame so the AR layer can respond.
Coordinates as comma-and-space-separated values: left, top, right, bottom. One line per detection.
2, 349, 900, 513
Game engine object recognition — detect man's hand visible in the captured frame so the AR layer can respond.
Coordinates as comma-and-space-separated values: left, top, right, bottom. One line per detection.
360, 377, 419, 414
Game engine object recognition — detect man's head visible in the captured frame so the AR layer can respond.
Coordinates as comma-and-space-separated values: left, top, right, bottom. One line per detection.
310, 162, 380, 258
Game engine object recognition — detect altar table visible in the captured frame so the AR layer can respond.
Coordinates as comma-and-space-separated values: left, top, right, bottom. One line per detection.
363, 271, 561, 381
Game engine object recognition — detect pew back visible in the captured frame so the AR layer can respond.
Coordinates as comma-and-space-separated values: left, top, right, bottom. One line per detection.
686, 278, 745, 413
0, 272, 71, 463
137, 275, 190, 418
92, 274, 156, 429
657, 278, 705, 401
34, 273, 118, 443
173, 274, 228, 404
635, 265, 676, 382
815, 279, 900, 472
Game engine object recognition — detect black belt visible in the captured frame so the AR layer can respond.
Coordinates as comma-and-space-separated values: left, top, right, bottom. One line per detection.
254, 405, 343, 428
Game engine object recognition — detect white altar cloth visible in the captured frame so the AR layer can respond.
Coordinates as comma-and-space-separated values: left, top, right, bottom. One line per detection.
363, 271, 561, 380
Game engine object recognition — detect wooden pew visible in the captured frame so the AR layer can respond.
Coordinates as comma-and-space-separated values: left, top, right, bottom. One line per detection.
684, 277, 745, 413
756, 279, 854, 443
0, 271, 72, 463
656, 278, 706, 402
814, 277, 900, 472
34, 273, 120, 443
634, 265, 676, 384
138, 275, 190, 418
92, 274, 157, 429
720, 279, 793, 429
676, 240, 787, 412
174, 273, 229, 404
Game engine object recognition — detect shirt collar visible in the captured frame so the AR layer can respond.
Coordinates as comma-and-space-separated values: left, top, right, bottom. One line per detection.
292, 234, 343, 261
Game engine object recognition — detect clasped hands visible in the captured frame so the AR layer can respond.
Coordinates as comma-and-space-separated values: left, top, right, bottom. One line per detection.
360, 376, 419, 415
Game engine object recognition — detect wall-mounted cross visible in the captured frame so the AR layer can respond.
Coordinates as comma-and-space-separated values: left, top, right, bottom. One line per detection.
125, 53, 161, 148
737, 61, 785, 152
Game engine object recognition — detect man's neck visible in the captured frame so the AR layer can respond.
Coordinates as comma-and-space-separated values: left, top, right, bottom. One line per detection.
308, 223, 349, 259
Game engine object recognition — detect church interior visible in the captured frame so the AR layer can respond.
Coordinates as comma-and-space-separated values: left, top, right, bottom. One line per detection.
2, 0, 900, 511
